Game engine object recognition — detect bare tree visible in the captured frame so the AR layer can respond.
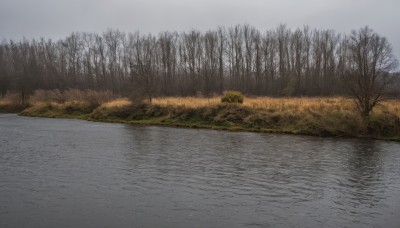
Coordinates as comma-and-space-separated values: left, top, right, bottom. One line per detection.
216, 27, 226, 94
0, 42, 10, 97
227, 25, 244, 91
130, 34, 159, 103
0, 25, 398, 100
276, 24, 290, 95
262, 30, 277, 94
158, 31, 177, 96
344, 26, 398, 117
203, 30, 218, 96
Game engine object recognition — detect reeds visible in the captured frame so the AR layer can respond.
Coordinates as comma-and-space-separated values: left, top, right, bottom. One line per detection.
152, 96, 390, 115
11, 90, 400, 140
100, 98, 132, 109
0, 92, 29, 112
30, 89, 115, 106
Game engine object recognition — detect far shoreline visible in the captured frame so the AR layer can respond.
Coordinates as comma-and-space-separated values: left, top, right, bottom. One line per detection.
19, 112, 400, 143
1, 96, 397, 142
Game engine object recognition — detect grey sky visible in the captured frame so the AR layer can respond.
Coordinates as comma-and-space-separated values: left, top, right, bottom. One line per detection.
0, 0, 399, 58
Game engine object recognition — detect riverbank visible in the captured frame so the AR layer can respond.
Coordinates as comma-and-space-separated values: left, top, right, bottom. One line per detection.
0, 101, 28, 113
7, 96, 399, 141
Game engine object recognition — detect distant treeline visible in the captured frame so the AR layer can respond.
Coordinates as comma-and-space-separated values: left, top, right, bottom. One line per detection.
0, 24, 398, 99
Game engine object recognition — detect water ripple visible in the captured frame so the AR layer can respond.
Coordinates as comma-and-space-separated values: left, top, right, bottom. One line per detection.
0, 114, 400, 228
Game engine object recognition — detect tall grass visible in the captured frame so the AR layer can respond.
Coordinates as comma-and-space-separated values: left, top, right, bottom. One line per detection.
152, 96, 399, 116
100, 98, 132, 109
30, 89, 114, 106
15, 91, 400, 140
0, 92, 28, 112
0, 92, 24, 105
1, 89, 115, 114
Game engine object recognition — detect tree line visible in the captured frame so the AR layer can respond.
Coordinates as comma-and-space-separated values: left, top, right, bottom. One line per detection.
0, 24, 398, 103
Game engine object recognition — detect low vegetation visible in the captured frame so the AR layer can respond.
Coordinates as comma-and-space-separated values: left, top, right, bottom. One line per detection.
0, 92, 29, 113
2, 89, 399, 141
221, 91, 244, 104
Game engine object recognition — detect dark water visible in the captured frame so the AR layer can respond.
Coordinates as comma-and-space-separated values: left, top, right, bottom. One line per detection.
0, 114, 399, 228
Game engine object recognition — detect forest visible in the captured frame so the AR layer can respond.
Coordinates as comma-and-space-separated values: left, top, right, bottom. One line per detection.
1, 24, 398, 102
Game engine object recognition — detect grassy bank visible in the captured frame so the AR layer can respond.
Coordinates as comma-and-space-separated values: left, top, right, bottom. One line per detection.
0, 103, 28, 113
12, 94, 400, 141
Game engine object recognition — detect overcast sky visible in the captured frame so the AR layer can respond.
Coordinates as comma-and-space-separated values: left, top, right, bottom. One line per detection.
0, 0, 399, 58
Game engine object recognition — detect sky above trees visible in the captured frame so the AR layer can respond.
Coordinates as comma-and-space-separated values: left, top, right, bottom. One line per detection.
0, 0, 399, 59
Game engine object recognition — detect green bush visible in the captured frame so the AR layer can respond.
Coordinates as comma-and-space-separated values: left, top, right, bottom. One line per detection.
221, 91, 244, 104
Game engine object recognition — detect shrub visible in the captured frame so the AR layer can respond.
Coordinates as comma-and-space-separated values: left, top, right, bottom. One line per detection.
221, 91, 244, 104
30, 89, 64, 103
0, 92, 23, 105
64, 89, 114, 106
29, 89, 115, 108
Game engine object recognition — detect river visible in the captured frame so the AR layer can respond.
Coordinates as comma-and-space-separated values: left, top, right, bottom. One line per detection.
0, 114, 399, 227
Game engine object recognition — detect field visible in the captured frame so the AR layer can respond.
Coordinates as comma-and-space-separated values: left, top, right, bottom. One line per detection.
1, 90, 400, 141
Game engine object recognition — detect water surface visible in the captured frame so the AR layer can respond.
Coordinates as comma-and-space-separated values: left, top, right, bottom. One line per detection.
1, 114, 399, 227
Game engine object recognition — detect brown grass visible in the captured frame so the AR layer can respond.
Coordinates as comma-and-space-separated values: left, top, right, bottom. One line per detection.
374, 99, 400, 117
30, 89, 115, 106
152, 97, 220, 108
3, 89, 398, 117
0, 92, 29, 112
14, 92, 400, 140
152, 96, 398, 117
0, 92, 23, 105
100, 98, 132, 109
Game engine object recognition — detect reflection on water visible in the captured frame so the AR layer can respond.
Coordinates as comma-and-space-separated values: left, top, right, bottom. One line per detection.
0, 114, 400, 228
346, 142, 384, 201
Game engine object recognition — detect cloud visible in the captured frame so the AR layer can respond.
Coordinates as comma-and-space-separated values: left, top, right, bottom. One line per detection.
0, 0, 399, 58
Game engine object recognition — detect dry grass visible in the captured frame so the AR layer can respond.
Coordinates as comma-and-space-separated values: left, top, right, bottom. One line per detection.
244, 97, 354, 113
30, 89, 115, 106
374, 99, 400, 117
100, 98, 132, 109
152, 97, 220, 108
6, 90, 399, 119
19, 93, 400, 140
0, 92, 23, 105
29, 89, 65, 103
0, 99, 8, 106
0, 92, 28, 112
152, 96, 399, 117
153, 97, 343, 112
4, 89, 395, 117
